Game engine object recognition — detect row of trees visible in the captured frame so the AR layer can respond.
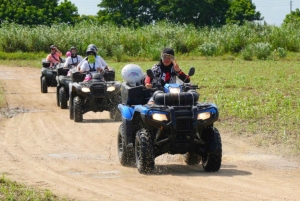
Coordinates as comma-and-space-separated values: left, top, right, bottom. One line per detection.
0, 0, 300, 27
0, 0, 262, 27
97, 0, 263, 27
0, 0, 78, 26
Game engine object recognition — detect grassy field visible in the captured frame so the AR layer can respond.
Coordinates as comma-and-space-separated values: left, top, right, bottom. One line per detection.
0, 175, 66, 200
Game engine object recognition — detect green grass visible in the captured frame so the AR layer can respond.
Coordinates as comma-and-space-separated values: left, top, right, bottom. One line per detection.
0, 175, 67, 201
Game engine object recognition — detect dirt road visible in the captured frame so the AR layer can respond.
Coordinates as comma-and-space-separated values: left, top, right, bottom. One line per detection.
0, 66, 299, 201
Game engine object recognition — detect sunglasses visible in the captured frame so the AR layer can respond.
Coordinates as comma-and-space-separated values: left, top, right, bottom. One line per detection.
161, 54, 174, 60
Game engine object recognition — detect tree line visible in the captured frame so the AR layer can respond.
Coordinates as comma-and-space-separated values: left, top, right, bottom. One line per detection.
0, 0, 299, 27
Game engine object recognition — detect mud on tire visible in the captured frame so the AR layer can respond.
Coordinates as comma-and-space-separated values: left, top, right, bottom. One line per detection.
202, 127, 222, 172
73, 96, 83, 122
184, 152, 201, 165
135, 129, 155, 174
118, 124, 135, 166
59, 87, 68, 109
41, 76, 47, 93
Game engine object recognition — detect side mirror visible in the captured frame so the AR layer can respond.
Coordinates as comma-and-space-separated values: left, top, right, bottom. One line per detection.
188, 67, 195, 77
146, 69, 155, 79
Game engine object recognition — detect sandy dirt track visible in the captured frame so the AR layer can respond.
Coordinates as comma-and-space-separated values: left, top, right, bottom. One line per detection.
0, 66, 300, 201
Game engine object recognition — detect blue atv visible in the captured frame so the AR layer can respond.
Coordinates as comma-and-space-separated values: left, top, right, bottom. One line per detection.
117, 67, 222, 174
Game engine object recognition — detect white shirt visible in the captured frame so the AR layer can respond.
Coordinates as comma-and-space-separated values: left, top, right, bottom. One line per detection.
64, 55, 83, 68
80, 59, 104, 72
78, 55, 107, 69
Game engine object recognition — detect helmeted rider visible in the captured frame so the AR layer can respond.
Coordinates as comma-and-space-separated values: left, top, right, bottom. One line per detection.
77, 44, 109, 71
63, 46, 83, 68
80, 47, 105, 81
46, 45, 62, 67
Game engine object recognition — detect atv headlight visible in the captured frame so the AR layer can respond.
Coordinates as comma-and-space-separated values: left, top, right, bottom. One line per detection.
197, 112, 211, 120
152, 113, 168, 121
107, 86, 116, 92
82, 87, 90, 93
169, 87, 180, 94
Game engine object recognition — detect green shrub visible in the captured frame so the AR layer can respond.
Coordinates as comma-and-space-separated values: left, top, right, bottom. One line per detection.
241, 45, 254, 61
254, 42, 272, 60
198, 42, 219, 56
277, 47, 287, 58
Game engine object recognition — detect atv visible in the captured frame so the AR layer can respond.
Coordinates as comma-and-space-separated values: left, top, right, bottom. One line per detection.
117, 67, 222, 174
56, 65, 74, 109
68, 68, 122, 122
40, 59, 65, 93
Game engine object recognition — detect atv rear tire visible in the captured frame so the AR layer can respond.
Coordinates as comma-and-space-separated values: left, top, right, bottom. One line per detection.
118, 124, 135, 166
184, 152, 201, 165
202, 127, 222, 172
135, 129, 155, 174
73, 96, 83, 122
59, 87, 68, 109
41, 76, 47, 93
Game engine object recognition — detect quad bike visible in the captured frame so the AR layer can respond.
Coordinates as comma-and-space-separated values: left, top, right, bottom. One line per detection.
40, 59, 65, 93
117, 67, 222, 174
68, 68, 122, 122
56, 65, 74, 109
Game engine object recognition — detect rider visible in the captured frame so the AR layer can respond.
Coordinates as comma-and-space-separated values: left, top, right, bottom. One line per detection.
63, 47, 83, 68
46, 45, 62, 67
77, 44, 109, 71
144, 48, 190, 105
145, 47, 190, 88
80, 47, 105, 81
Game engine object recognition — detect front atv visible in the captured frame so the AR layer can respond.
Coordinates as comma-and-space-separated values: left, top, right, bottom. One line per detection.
117, 67, 222, 174
68, 69, 121, 122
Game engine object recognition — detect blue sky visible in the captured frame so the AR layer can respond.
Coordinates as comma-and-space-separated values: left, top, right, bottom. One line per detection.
62, 0, 300, 26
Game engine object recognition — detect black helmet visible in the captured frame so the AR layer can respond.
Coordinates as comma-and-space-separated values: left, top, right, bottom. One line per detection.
69, 46, 77, 51
86, 47, 97, 56
88, 44, 98, 52
50, 45, 56, 49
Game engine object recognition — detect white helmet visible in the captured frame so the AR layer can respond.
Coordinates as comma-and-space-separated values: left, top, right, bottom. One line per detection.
121, 64, 144, 85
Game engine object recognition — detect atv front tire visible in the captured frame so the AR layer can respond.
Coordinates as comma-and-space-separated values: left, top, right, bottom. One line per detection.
73, 96, 83, 122
202, 127, 222, 172
118, 124, 135, 166
41, 76, 48, 93
135, 129, 155, 174
59, 87, 68, 109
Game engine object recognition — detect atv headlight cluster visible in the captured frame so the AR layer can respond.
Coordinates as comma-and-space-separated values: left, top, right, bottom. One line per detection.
169, 87, 180, 94
152, 113, 168, 121
197, 112, 211, 120
107, 86, 116, 92
82, 87, 90, 93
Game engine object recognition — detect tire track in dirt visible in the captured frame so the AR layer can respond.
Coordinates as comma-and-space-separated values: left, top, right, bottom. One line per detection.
0, 66, 300, 201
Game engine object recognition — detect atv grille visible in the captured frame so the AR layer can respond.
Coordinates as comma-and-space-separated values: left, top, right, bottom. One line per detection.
176, 118, 192, 131
91, 85, 106, 98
